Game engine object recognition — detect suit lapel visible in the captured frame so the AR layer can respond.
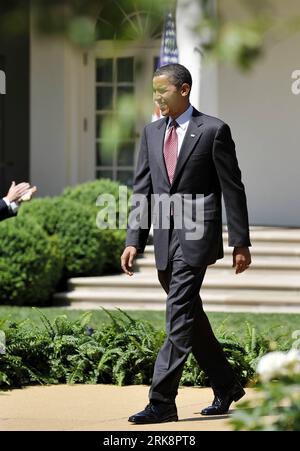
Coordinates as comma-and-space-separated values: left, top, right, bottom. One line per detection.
154, 117, 170, 186
152, 109, 204, 188
171, 109, 204, 187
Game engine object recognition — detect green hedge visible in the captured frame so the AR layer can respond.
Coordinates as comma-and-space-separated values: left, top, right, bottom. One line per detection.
0, 177, 156, 306
22, 179, 131, 275
53, 198, 105, 277
62, 179, 129, 273
20, 197, 105, 277
0, 216, 63, 305
62, 178, 130, 210
19, 197, 60, 236
0, 179, 129, 305
20, 195, 124, 276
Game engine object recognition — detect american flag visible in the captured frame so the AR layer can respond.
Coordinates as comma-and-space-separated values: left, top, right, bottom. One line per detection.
152, 10, 179, 121
159, 11, 179, 67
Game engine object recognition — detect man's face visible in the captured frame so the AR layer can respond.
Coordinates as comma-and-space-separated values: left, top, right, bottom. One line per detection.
152, 74, 190, 118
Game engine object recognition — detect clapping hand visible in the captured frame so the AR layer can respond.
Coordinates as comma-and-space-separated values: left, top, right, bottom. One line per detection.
19, 185, 37, 202
6, 181, 37, 203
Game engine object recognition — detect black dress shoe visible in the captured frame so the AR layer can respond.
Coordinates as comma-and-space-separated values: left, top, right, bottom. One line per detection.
128, 402, 178, 424
201, 383, 245, 415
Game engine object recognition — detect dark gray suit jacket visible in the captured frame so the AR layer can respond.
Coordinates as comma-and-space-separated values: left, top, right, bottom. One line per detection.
0, 198, 16, 222
126, 108, 251, 270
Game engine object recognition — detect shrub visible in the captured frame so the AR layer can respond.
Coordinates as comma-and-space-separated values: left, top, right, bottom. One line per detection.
20, 197, 60, 235
0, 216, 63, 305
62, 179, 130, 211
99, 229, 126, 273
62, 179, 130, 273
20, 179, 147, 276
21, 197, 105, 278
53, 198, 105, 277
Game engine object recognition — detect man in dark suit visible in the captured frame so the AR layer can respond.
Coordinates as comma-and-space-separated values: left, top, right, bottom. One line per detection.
121, 63, 251, 424
0, 181, 37, 221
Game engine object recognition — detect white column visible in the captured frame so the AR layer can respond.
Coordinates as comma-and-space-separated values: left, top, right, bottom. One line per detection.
176, 0, 202, 109
176, 0, 219, 116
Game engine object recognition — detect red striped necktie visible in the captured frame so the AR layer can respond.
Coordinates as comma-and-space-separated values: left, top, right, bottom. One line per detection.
163, 120, 178, 184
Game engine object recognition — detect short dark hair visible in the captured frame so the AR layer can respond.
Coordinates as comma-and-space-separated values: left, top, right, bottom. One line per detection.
153, 63, 192, 90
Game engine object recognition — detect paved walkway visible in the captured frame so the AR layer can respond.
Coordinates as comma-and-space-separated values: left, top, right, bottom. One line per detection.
0, 384, 255, 431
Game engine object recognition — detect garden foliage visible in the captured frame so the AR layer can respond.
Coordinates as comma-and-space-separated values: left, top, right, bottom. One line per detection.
0, 311, 276, 389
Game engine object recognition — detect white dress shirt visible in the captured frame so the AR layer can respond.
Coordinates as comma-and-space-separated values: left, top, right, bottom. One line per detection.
2, 197, 19, 214
165, 104, 194, 155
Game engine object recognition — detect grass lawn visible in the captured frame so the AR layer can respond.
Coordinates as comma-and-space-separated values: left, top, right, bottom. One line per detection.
0, 306, 299, 347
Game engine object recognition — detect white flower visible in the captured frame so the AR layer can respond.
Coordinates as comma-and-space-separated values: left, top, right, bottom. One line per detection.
257, 352, 287, 381
257, 349, 300, 382
285, 349, 300, 373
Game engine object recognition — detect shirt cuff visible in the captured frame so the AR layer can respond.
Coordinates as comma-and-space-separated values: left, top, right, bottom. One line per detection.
2, 197, 19, 213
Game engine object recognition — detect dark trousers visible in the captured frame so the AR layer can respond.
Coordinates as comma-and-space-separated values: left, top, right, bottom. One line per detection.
149, 227, 236, 404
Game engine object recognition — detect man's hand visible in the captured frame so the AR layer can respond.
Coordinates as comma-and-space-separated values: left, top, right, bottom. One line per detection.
6, 181, 37, 203
19, 185, 37, 202
232, 247, 251, 274
6, 181, 30, 202
121, 246, 137, 276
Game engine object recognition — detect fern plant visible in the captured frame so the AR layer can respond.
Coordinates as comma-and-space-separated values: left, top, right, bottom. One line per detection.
0, 309, 285, 390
